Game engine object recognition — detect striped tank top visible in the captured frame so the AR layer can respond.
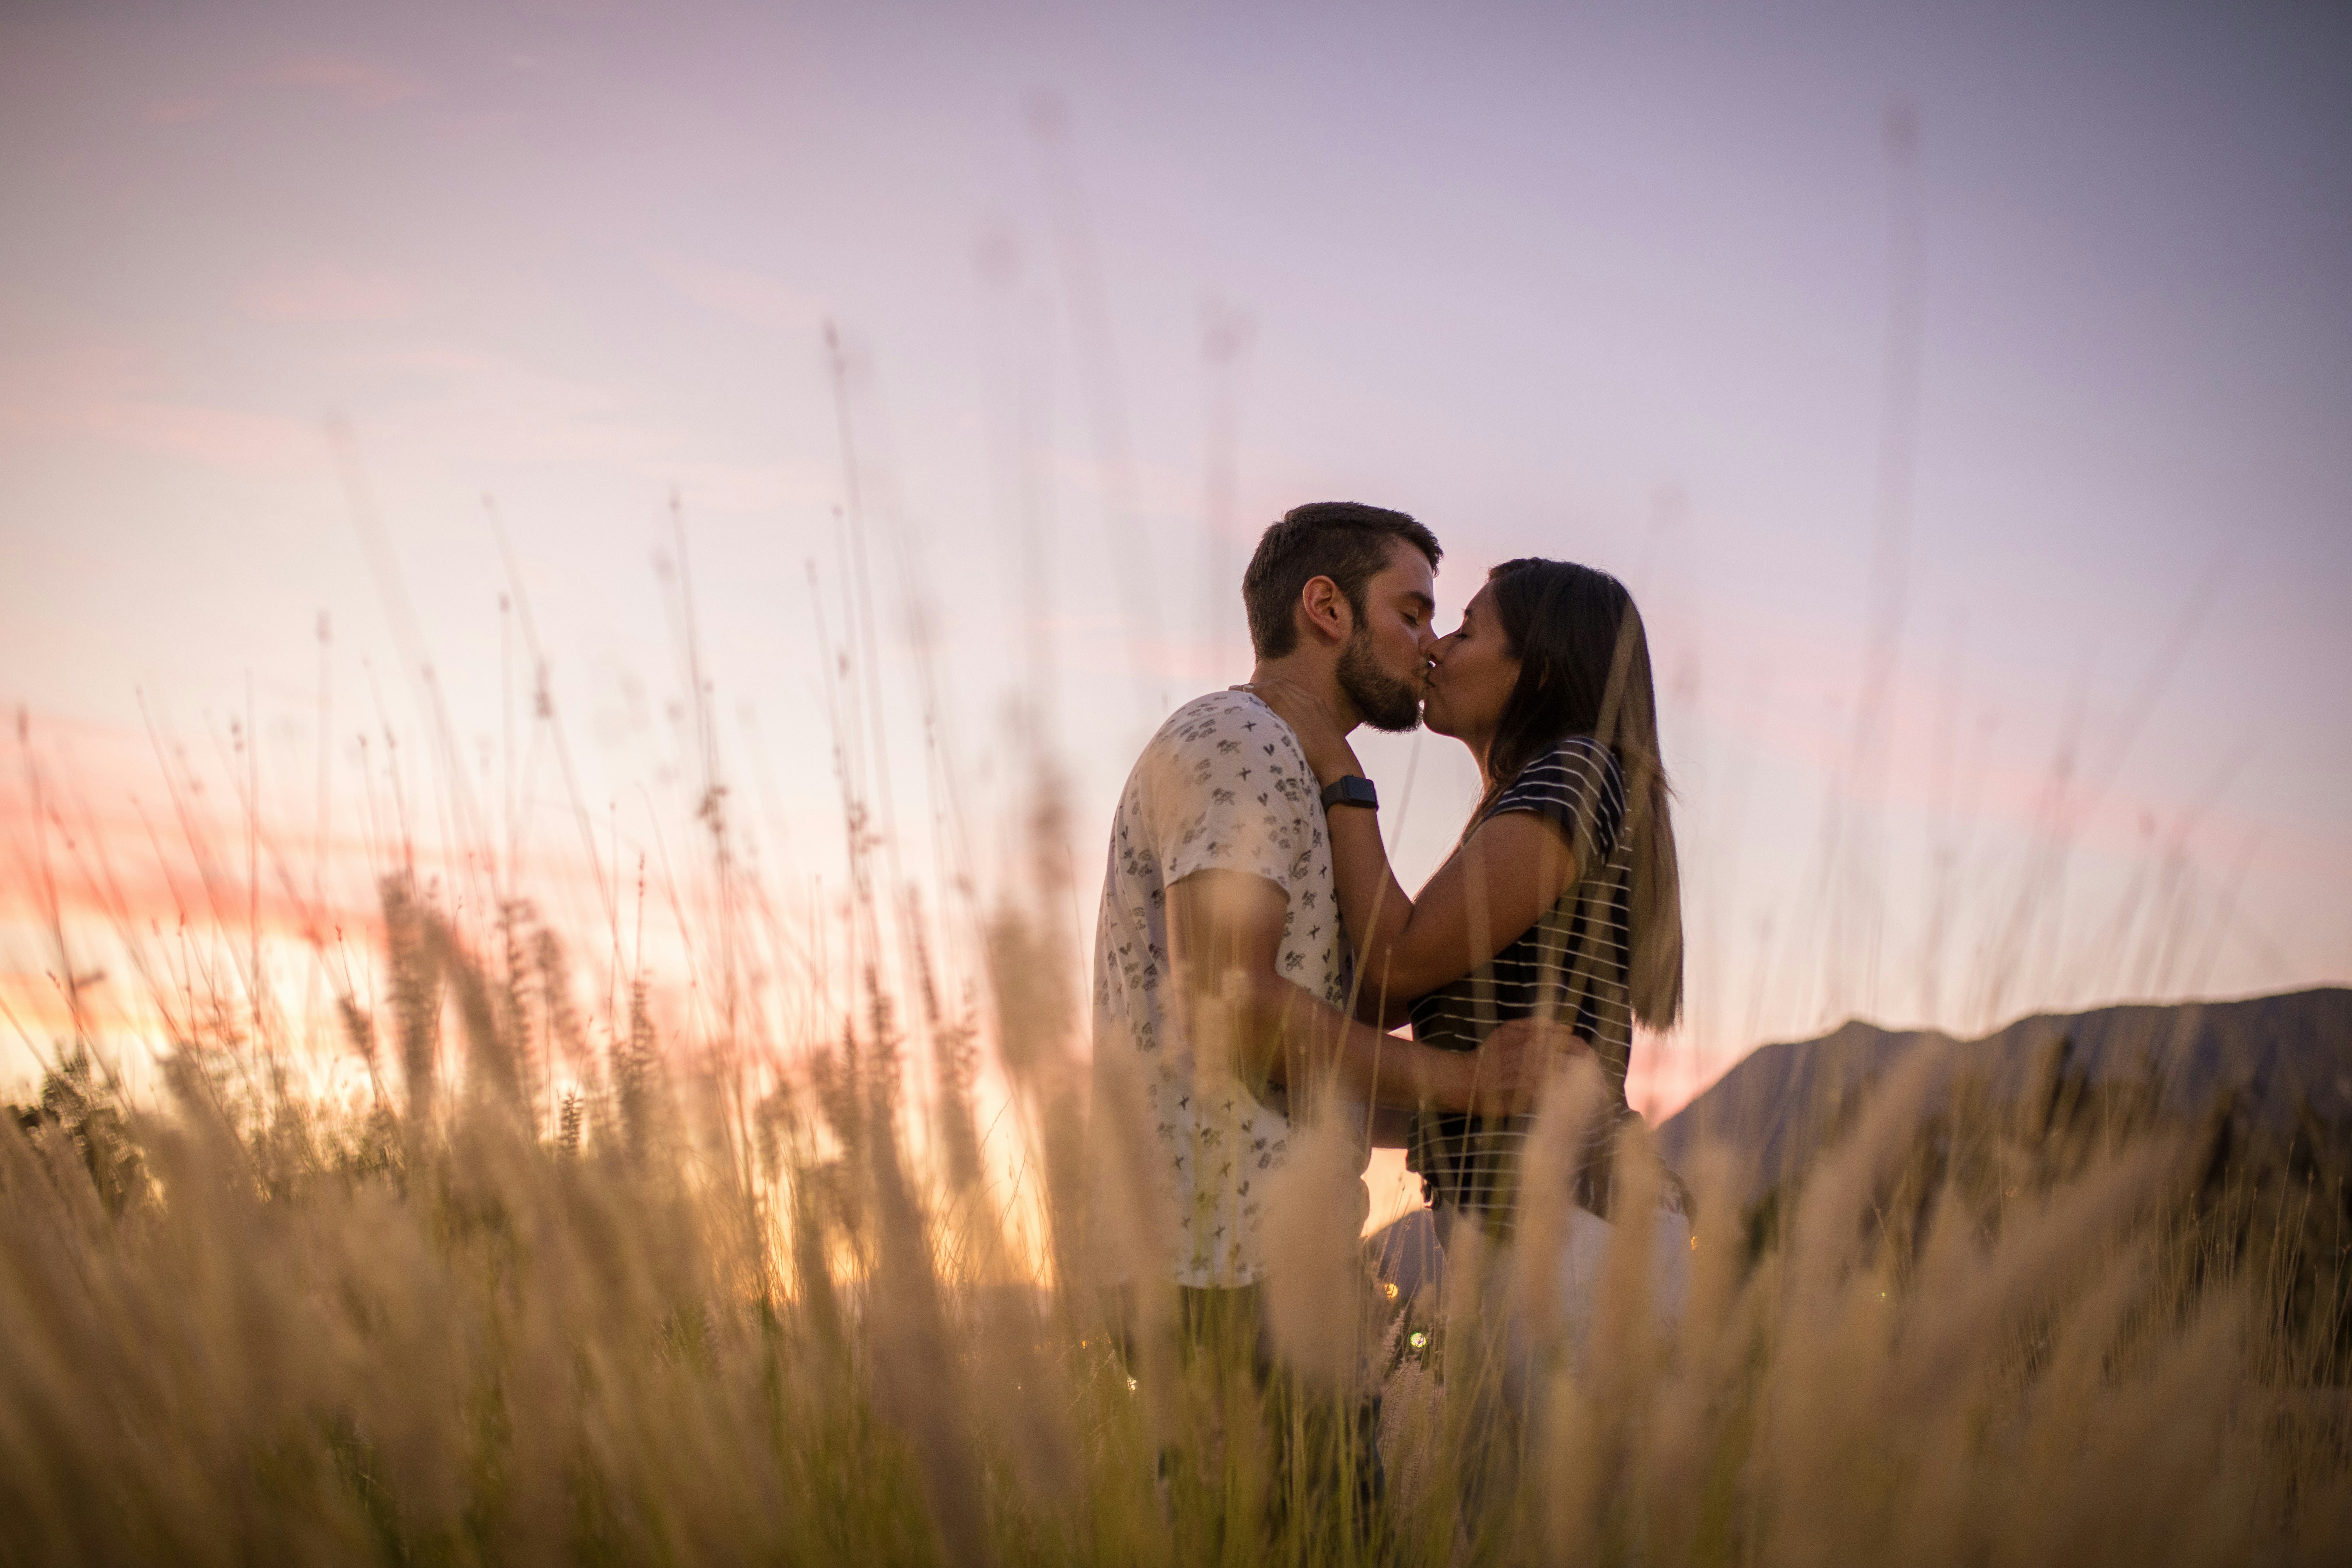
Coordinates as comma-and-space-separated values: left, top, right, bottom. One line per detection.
1407, 735, 1638, 1229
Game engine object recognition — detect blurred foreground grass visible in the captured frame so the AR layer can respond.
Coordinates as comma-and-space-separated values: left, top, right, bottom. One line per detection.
4, 861, 2349, 1567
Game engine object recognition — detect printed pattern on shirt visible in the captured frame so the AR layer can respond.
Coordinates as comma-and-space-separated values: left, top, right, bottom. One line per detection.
1091, 690, 1358, 1288
1407, 736, 1637, 1225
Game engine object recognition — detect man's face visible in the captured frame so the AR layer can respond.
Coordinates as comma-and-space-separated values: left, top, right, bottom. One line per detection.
1336, 538, 1439, 733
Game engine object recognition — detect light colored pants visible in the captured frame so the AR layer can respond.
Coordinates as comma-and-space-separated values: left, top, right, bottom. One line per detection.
1427, 1198, 1693, 1514
1432, 1198, 1690, 1358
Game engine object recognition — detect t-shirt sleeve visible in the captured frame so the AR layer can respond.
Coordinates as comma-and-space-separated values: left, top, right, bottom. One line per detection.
1484, 736, 1625, 866
1153, 703, 1311, 895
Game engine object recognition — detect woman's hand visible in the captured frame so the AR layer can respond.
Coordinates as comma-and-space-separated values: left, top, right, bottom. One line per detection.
1233, 677, 1360, 784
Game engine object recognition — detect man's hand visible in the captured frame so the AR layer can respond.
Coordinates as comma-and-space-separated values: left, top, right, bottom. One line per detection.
1448, 1016, 1591, 1117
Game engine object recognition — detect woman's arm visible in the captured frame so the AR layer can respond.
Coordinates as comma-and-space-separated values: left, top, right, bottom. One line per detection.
1334, 803, 1580, 1002
1244, 680, 1584, 1003
1166, 868, 1589, 1119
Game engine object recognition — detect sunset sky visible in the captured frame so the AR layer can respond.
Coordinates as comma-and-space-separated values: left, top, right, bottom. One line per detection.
3, 0, 2347, 1114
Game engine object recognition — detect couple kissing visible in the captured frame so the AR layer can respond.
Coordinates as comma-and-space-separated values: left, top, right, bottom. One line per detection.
1088, 500, 1693, 1514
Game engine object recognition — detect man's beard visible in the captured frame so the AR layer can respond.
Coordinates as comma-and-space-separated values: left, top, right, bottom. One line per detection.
1337, 628, 1424, 733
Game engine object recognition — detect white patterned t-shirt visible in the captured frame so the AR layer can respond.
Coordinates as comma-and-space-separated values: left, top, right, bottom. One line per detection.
1090, 689, 1365, 1288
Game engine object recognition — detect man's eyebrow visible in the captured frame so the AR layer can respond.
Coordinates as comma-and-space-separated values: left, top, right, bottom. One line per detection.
1403, 590, 1436, 614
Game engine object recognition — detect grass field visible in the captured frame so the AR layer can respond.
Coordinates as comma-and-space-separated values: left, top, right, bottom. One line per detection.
5, 827, 2349, 1567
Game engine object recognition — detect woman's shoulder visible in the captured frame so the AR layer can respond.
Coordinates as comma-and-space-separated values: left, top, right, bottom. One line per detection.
1499, 735, 1624, 802
1481, 735, 1628, 858
1533, 732, 1619, 772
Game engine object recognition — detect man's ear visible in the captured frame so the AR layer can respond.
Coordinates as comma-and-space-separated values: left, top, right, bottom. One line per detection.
1295, 574, 1354, 648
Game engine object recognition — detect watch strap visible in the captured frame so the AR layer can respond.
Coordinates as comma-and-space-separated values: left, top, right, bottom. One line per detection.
1320, 775, 1379, 811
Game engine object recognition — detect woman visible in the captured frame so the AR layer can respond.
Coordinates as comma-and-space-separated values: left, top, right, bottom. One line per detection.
1245, 557, 1690, 1335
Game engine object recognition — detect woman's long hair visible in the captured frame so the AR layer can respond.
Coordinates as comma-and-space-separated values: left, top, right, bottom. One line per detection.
1477, 558, 1684, 1029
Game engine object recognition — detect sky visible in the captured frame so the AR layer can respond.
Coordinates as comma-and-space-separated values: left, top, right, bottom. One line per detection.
2, 0, 2348, 1120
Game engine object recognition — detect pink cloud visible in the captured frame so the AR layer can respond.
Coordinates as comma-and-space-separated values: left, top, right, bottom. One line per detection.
1648, 588, 2348, 875
94, 400, 311, 473
348, 342, 670, 467
240, 264, 418, 324
655, 256, 820, 332
261, 53, 426, 110
0, 706, 780, 1091
142, 96, 224, 126
0, 344, 310, 475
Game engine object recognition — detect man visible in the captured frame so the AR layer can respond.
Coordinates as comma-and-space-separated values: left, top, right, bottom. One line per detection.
1088, 499, 1573, 1356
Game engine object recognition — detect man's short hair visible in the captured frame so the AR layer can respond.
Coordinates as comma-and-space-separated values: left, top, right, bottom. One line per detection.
1241, 502, 1442, 659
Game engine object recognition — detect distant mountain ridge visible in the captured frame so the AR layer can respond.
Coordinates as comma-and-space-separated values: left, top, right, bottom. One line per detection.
1653, 988, 2352, 1204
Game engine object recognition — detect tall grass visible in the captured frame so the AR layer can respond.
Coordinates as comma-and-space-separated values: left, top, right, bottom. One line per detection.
5, 806, 2349, 1565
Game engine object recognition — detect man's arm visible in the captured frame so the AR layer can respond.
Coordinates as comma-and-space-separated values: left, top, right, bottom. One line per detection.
1167, 868, 1577, 1119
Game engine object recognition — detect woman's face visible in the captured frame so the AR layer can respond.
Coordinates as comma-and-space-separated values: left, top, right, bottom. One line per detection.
1422, 583, 1521, 742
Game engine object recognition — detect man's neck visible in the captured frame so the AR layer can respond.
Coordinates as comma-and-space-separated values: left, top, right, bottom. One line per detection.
1246, 651, 1358, 733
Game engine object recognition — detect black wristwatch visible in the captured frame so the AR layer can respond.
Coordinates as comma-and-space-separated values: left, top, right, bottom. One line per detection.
1320, 775, 1379, 812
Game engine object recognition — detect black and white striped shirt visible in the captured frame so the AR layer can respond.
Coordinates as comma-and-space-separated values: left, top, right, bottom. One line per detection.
1407, 735, 1636, 1228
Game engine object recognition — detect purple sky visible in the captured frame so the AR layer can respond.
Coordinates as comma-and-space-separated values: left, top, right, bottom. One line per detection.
3, 0, 2347, 1110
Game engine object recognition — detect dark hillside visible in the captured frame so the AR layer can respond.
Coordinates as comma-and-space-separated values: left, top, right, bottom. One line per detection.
1656, 988, 2352, 1204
